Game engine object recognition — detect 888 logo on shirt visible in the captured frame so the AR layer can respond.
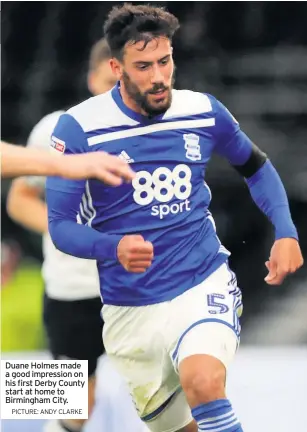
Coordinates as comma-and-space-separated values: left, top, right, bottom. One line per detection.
132, 164, 192, 219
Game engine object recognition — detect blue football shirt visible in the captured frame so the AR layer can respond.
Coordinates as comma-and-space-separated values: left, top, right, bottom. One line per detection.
46, 83, 253, 306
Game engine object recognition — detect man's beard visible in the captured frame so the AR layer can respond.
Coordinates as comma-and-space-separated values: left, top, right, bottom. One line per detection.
122, 71, 175, 117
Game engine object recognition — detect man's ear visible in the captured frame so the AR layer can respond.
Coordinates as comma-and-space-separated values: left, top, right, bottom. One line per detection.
110, 58, 123, 81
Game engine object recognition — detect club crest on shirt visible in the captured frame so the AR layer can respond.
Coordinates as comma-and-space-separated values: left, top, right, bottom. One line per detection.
183, 133, 201, 161
50, 135, 66, 154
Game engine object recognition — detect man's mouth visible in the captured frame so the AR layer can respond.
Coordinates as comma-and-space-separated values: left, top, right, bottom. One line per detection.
149, 87, 168, 94
149, 89, 168, 99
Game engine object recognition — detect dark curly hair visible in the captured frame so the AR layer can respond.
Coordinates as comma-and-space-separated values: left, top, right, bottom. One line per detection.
104, 3, 180, 59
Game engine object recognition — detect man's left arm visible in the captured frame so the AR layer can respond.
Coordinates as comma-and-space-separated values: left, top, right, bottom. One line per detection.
212, 97, 304, 285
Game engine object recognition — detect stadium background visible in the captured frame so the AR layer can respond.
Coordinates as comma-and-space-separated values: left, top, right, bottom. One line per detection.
1, 2, 307, 431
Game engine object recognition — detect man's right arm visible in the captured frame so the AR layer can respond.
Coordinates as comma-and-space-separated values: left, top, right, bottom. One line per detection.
46, 114, 122, 261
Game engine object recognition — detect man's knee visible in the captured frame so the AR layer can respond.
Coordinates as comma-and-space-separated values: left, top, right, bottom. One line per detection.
184, 371, 224, 401
179, 354, 226, 406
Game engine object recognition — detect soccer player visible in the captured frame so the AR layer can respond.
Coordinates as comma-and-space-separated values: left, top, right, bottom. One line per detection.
1, 140, 134, 184
46, 5, 304, 432
7, 38, 144, 432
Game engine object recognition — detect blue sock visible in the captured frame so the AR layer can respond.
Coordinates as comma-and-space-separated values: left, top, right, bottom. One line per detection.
191, 399, 243, 431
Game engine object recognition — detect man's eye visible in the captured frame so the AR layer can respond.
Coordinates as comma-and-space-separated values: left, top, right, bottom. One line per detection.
160, 58, 169, 65
137, 65, 148, 71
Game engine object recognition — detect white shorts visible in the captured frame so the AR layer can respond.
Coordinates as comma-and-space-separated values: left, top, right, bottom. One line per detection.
102, 263, 243, 432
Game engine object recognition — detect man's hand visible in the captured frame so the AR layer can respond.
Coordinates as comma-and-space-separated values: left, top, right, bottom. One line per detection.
265, 238, 304, 285
117, 235, 154, 273
58, 152, 135, 185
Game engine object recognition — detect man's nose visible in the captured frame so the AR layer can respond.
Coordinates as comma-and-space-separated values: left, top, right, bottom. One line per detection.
150, 64, 164, 83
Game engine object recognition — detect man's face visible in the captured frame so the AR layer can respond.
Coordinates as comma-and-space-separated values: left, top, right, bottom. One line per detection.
88, 60, 117, 96
112, 37, 174, 116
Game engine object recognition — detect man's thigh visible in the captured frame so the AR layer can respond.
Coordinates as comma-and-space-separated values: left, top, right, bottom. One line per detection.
102, 303, 182, 422
169, 263, 242, 372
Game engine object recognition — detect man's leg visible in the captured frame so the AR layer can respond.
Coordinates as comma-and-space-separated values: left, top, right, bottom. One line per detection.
169, 264, 243, 432
180, 354, 226, 407
103, 303, 194, 432
158, 354, 236, 432
178, 333, 243, 432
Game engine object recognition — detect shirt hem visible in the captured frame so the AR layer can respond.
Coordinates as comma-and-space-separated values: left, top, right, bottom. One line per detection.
102, 253, 229, 306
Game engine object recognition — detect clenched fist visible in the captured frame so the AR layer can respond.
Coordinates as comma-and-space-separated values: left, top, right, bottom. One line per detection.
117, 235, 154, 273
265, 238, 304, 285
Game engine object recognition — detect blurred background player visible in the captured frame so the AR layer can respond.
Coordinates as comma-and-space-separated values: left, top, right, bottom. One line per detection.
7, 37, 145, 432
